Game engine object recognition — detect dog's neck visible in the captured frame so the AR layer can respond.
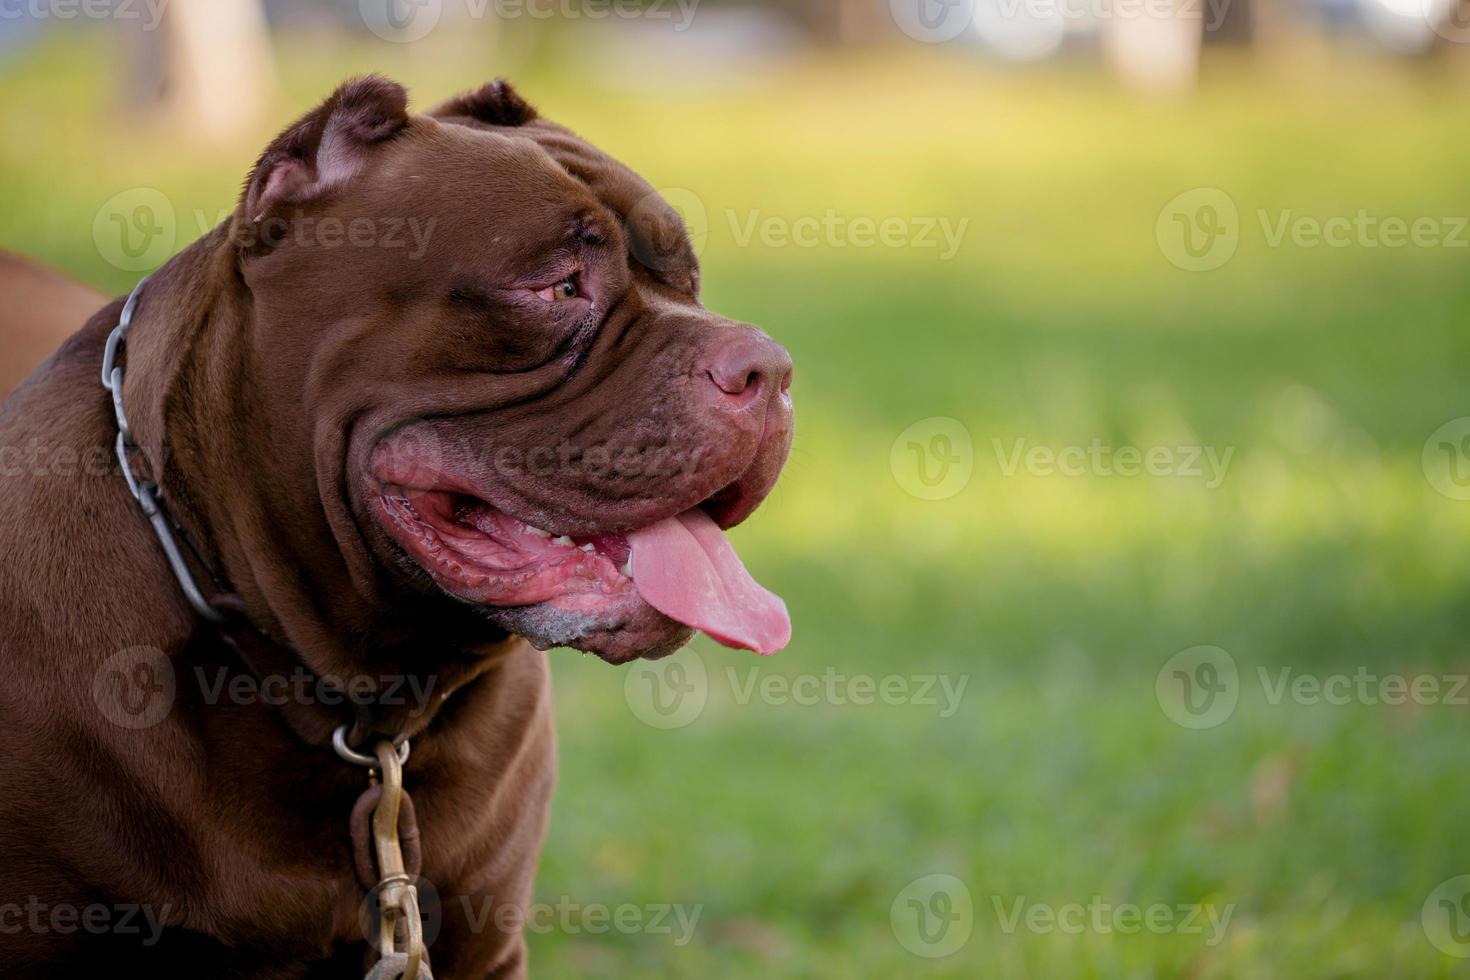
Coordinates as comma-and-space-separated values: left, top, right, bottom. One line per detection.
119, 225, 522, 746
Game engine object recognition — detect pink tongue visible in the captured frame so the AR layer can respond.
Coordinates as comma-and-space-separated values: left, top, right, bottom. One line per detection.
627, 508, 791, 655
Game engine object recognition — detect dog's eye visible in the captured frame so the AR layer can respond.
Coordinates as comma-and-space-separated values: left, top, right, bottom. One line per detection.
536, 276, 579, 303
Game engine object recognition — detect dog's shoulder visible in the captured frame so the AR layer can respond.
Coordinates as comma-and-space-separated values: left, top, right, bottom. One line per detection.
0, 298, 186, 652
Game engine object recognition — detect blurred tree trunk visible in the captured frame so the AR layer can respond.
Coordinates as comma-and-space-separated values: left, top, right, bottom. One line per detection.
791, 0, 887, 45
138, 0, 277, 145
1102, 0, 1203, 95
1432, 0, 1470, 71
1238, 0, 1333, 82
835, 0, 890, 45
1202, 0, 1251, 44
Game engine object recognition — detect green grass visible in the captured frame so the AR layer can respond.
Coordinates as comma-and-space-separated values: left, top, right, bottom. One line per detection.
3, 30, 1470, 978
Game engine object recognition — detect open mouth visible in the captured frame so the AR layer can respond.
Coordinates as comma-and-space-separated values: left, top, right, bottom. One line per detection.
372, 485, 791, 657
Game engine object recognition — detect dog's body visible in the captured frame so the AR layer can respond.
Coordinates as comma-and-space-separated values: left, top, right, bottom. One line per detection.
0, 349, 555, 971
0, 77, 792, 977
0, 250, 106, 399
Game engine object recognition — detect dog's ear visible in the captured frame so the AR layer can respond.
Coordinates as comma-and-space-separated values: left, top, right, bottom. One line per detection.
429, 79, 538, 128
242, 75, 410, 226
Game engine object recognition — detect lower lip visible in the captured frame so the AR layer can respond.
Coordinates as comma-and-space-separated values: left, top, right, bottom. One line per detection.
376, 489, 636, 605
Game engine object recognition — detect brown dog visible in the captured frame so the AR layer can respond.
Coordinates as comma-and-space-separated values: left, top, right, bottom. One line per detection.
0, 77, 792, 977
0, 250, 106, 399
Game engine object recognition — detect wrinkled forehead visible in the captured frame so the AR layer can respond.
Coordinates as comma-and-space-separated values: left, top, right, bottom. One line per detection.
425, 111, 700, 295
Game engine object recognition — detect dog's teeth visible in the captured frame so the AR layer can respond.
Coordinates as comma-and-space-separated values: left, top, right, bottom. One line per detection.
620, 560, 632, 577
524, 525, 551, 538
552, 535, 574, 546
579, 543, 595, 553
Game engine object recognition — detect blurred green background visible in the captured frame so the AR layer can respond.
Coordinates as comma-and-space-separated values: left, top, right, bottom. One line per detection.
4, 3, 1470, 976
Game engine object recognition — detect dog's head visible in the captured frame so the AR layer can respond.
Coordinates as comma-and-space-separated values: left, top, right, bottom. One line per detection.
229, 76, 791, 664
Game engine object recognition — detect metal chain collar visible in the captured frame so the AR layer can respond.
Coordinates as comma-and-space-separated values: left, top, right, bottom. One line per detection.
101, 275, 226, 625
104, 278, 427, 980
358, 740, 429, 980
335, 727, 424, 979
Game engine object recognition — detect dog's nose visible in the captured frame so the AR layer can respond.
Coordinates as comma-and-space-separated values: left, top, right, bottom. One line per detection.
703, 333, 793, 411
